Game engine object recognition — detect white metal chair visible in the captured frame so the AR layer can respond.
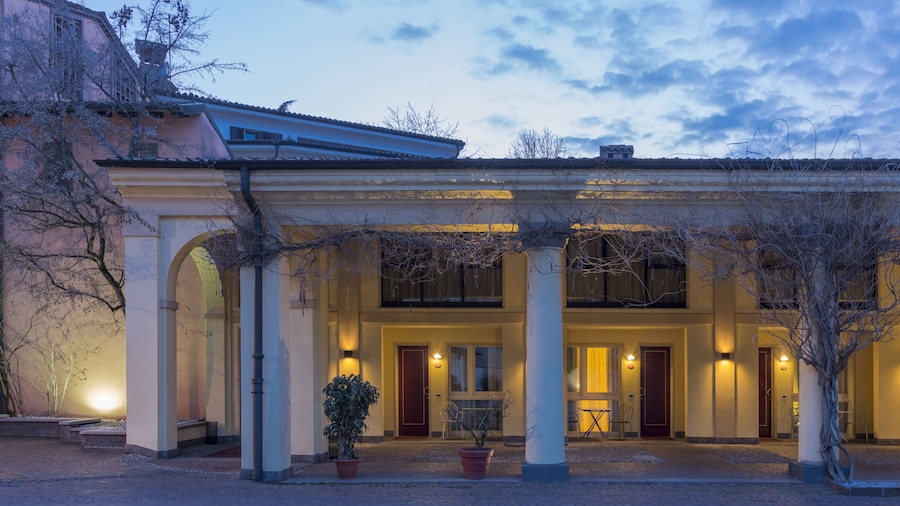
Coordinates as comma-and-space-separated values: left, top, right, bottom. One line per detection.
851, 407, 870, 442
790, 407, 800, 440
440, 402, 463, 439
607, 403, 634, 439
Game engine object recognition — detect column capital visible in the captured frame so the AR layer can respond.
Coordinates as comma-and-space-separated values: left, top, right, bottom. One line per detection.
518, 223, 570, 250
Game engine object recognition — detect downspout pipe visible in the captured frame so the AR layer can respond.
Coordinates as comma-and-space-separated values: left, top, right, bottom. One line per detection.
240, 166, 264, 482
0, 186, 6, 414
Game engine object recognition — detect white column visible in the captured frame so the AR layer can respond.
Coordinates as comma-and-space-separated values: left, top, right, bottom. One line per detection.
522, 240, 569, 482
289, 290, 321, 460
798, 361, 823, 464
239, 257, 292, 481
123, 218, 178, 457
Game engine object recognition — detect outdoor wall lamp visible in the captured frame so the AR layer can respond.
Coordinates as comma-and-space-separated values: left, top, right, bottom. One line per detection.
433, 352, 442, 368
780, 354, 789, 371
626, 354, 635, 369
342, 350, 355, 359
719, 352, 731, 361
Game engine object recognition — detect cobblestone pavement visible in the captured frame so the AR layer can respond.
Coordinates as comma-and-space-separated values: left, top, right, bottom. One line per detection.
1, 436, 898, 505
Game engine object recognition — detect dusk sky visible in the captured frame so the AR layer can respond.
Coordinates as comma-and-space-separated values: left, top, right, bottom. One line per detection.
88, 0, 900, 159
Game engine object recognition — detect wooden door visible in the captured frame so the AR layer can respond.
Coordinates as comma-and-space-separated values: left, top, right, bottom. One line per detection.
640, 346, 671, 438
758, 348, 773, 438
398, 346, 429, 437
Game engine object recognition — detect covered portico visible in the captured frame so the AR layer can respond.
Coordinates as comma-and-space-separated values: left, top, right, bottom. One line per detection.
104, 156, 886, 483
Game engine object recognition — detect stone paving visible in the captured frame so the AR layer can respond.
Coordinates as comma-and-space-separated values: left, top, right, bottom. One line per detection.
1, 436, 898, 504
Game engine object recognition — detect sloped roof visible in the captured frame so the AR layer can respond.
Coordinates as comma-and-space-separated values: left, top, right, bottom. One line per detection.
228, 139, 433, 159
166, 93, 466, 148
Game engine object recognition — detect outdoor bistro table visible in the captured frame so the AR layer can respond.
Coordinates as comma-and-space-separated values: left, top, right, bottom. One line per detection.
581, 408, 611, 439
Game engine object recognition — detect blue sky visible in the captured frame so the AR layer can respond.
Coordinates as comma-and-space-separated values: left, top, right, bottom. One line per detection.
87, 0, 900, 159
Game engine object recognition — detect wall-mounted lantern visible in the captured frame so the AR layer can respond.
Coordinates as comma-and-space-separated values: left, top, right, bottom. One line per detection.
433, 352, 442, 368
626, 353, 635, 369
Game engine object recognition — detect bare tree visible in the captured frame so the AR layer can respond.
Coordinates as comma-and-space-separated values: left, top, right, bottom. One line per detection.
0, 0, 241, 414
508, 127, 568, 158
382, 102, 460, 138
110, 0, 248, 97
651, 159, 900, 482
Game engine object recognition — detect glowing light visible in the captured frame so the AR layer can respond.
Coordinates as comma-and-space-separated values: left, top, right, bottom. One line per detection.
87, 388, 123, 413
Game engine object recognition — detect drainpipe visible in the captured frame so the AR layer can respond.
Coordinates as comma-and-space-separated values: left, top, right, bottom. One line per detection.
240, 166, 264, 482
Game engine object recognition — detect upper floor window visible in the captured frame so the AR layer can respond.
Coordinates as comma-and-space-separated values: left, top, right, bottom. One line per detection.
758, 250, 876, 310
381, 237, 502, 307
53, 14, 83, 100
566, 235, 686, 308
229, 127, 283, 141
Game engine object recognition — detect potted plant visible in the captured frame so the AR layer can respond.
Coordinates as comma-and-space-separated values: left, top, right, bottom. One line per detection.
456, 391, 513, 480
322, 374, 379, 479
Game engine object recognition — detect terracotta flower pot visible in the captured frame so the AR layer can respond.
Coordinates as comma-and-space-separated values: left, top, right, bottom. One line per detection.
334, 458, 361, 479
458, 447, 494, 480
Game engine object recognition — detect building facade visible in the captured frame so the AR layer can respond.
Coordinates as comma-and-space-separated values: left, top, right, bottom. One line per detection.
100, 157, 900, 482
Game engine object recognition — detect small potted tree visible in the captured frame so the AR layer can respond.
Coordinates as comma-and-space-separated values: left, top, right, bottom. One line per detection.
457, 391, 513, 480
322, 374, 379, 479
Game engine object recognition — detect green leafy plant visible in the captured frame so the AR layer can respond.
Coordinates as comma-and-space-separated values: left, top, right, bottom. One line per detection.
322, 374, 379, 460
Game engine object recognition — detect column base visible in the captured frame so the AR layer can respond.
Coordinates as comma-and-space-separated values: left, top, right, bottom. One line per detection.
240, 467, 293, 482
521, 462, 569, 483
788, 461, 849, 483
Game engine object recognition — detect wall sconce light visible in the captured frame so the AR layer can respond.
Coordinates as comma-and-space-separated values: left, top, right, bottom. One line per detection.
433, 352, 442, 368
342, 350, 354, 359
626, 354, 635, 369
719, 352, 731, 361
780, 354, 789, 371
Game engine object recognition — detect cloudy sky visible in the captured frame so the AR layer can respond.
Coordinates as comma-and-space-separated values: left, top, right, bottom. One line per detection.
88, 0, 900, 159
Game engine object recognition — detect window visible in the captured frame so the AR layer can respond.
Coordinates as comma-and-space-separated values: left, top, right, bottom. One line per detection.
566, 346, 621, 435
229, 127, 283, 141
450, 345, 504, 432
107, 55, 137, 102
381, 238, 502, 307
41, 142, 74, 190
450, 346, 502, 393
758, 251, 876, 310
566, 236, 685, 308
130, 143, 159, 159
53, 14, 83, 100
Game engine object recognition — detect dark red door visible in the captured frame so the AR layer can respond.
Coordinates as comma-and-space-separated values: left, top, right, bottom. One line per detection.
398, 346, 429, 437
640, 346, 671, 438
758, 348, 773, 438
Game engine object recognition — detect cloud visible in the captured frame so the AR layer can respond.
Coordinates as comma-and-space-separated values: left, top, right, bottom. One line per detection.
391, 22, 436, 42
709, 0, 791, 15
296, 0, 346, 11
565, 58, 709, 97
481, 114, 517, 130
674, 99, 797, 155
473, 40, 561, 76
500, 43, 561, 73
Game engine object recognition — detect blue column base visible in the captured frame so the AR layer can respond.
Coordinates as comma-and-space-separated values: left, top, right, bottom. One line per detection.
788, 461, 848, 484
521, 462, 570, 483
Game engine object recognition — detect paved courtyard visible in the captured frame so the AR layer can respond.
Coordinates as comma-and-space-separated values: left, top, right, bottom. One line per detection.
1, 436, 898, 504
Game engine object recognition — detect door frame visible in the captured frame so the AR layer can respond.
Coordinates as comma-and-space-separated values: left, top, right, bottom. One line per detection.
640, 346, 671, 438
397, 345, 429, 437
758, 347, 773, 438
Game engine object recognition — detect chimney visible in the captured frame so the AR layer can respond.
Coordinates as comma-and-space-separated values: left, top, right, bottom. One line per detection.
599, 145, 634, 159
135, 39, 176, 95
